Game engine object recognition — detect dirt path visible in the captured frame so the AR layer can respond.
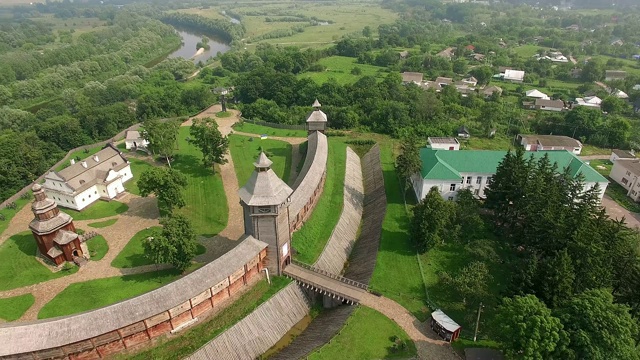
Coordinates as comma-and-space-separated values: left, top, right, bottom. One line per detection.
0, 194, 161, 320
360, 294, 461, 360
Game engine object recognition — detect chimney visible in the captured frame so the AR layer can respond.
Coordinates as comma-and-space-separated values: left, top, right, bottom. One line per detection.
70, 159, 75, 165
93, 155, 99, 162
82, 161, 88, 168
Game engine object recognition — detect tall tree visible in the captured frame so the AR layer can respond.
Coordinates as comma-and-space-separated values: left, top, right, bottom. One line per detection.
144, 214, 197, 273
143, 118, 180, 168
189, 117, 229, 172
493, 295, 569, 360
440, 261, 492, 306
138, 167, 188, 214
410, 187, 454, 252
557, 289, 639, 360
395, 134, 422, 199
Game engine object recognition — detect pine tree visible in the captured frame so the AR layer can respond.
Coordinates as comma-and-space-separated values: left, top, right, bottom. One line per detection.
395, 134, 422, 199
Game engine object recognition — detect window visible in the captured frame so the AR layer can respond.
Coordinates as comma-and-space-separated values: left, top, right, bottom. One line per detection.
632, 190, 637, 196
476, 176, 483, 184
487, 177, 492, 184
448, 196, 454, 201
627, 171, 632, 176
94, 191, 97, 194
258, 206, 271, 214
474, 189, 480, 195
449, 184, 456, 191
82, 198, 85, 202
622, 178, 629, 185
79, 180, 85, 185
466, 176, 472, 184
112, 162, 117, 166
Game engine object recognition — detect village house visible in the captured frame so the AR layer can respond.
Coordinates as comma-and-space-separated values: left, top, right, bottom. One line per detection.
470, 53, 486, 62
525, 89, 550, 100
428, 137, 460, 150
524, 98, 565, 112
482, 85, 503, 97
609, 159, 640, 202
610, 149, 636, 162
605, 70, 627, 82
412, 148, 608, 202
42, 144, 133, 211
498, 69, 525, 82
125, 130, 149, 151
399, 50, 409, 59
401, 72, 424, 85
437, 47, 455, 59
517, 134, 582, 154
574, 96, 602, 108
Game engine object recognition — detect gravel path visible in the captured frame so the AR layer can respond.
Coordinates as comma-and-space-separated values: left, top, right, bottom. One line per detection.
360, 294, 461, 360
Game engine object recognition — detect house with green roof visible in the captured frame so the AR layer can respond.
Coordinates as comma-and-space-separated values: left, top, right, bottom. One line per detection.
413, 148, 608, 202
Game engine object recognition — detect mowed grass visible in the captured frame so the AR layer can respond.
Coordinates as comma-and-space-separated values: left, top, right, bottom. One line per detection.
88, 218, 118, 228
233, 122, 307, 138
86, 235, 108, 261
174, 127, 228, 237
292, 139, 347, 264
125, 158, 156, 196
511, 44, 550, 58
588, 159, 612, 177
0, 294, 35, 322
606, 182, 640, 213
121, 277, 291, 360
62, 201, 129, 221
308, 306, 417, 360
228, 135, 292, 186
38, 267, 200, 319
582, 144, 611, 156
300, 56, 386, 85
0, 196, 31, 236
369, 144, 428, 320
0, 232, 78, 291
111, 226, 206, 268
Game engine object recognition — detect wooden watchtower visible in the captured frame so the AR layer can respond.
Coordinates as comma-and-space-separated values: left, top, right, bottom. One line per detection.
306, 99, 328, 135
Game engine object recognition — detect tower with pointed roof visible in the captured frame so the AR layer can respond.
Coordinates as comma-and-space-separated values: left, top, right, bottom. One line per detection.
29, 183, 83, 265
306, 99, 327, 135
238, 152, 294, 275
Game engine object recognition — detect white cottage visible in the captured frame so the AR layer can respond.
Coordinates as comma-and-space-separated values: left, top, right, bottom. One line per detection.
43, 144, 133, 211
125, 130, 149, 150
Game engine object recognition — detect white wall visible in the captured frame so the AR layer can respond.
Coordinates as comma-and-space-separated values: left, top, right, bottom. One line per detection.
430, 143, 460, 151
611, 161, 640, 201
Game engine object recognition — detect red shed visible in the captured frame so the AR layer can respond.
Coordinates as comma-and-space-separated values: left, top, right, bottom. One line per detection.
430, 309, 461, 342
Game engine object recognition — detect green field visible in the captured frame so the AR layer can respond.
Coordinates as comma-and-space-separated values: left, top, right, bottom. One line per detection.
233, 122, 307, 138
122, 277, 291, 360
87, 219, 118, 228
292, 138, 347, 264
0, 232, 78, 291
308, 306, 417, 359
174, 127, 228, 237
86, 235, 108, 261
228, 135, 292, 186
511, 44, 550, 58
0, 294, 35, 321
369, 144, 428, 320
581, 144, 611, 156
299, 56, 386, 85
125, 158, 156, 196
0, 196, 31, 236
62, 201, 129, 221
111, 227, 156, 268
588, 159, 612, 176
38, 267, 199, 319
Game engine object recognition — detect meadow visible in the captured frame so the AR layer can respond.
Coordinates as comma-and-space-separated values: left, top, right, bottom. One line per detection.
299, 56, 387, 85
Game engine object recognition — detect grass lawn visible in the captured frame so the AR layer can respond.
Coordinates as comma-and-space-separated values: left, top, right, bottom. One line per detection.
511, 44, 549, 58
111, 227, 160, 268
460, 136, 515, 151
0, 232, 78, 291
233, 122, 307, 138
0, 196, 31, 236
38, 266, 201, 319
216, 111, 232, 118
62, 201, 128, 221
174, 127, 228, 237
581, 144, 611, 156
228, 135, 292, 186
420, 239, 512, 341
88, 218, 118, 228
292, 139, 347, 264
121, 277, 291, 360
86, 235, 108, 261
0, 294, 35, 321
299, 56, 386, 85
587, 159, 612, 177
606, 182, 640, 213
369, 144, 428, 320
111, 227, 205, 268
308, 306, 417, 360
125, 158, 156, 196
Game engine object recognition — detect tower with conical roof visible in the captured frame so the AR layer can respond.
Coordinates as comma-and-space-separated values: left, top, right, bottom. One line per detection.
306, 99, 327, 135
238, 152, 294, 275
29, 184, 82, 265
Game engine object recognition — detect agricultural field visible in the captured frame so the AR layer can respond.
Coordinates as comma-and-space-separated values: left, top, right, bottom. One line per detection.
299, 56, 387, 85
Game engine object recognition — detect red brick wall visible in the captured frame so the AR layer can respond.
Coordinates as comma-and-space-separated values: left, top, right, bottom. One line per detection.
122, 332, 149, 349
68, 349, 100, 360
191, 299, 213, 317
95, 340, 125, 358
147, 320, 172, 339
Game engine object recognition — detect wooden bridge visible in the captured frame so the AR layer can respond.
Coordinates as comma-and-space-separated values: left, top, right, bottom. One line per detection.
283, 261, 368, 304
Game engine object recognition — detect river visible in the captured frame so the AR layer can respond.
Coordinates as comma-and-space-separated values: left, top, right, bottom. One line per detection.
168, 29, 231, 64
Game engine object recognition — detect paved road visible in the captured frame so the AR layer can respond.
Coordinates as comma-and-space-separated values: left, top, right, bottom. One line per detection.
601, 194, 640, 229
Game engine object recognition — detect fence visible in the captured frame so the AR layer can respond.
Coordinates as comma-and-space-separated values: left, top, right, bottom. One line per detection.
240, 117, 306, 130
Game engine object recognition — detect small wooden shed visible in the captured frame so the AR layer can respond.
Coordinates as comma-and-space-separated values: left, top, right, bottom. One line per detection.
430, 309, 461, 342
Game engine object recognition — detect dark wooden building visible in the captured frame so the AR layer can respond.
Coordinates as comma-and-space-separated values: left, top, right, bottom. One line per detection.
306, 99, 328, 134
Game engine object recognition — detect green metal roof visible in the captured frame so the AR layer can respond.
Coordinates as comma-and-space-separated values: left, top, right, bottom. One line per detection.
419, 148, 608, 183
